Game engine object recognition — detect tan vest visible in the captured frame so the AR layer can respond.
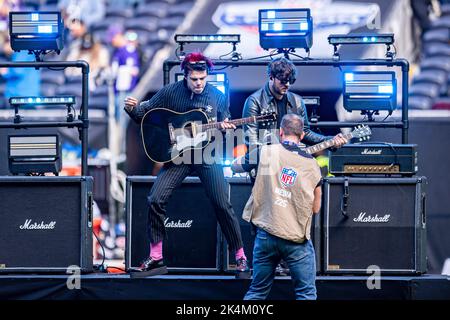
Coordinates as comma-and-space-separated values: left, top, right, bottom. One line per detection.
242, 144, 321, 243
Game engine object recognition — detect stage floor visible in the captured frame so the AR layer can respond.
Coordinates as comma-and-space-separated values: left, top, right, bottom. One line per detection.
0, 273, 449, 300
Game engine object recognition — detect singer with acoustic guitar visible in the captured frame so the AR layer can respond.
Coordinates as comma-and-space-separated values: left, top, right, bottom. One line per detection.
123, 52, 252, 278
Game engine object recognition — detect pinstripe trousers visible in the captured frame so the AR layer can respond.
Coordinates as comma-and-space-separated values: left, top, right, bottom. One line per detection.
147, 162, 244, 252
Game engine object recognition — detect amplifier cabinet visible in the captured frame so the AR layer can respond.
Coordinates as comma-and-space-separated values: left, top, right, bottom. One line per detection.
125, 176, 222, 272
323, 176, 427, 274
0, 176, 93, 273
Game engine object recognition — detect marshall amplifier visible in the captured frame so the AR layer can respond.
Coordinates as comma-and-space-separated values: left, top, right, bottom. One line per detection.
329, 143, 418, 176
323, 176, 427, 274
223, 176, 322, 274
125, 176, 222, 272
0, 176, 93, 273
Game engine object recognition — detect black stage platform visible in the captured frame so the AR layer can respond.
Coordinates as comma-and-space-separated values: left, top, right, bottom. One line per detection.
0, 274, 449, 300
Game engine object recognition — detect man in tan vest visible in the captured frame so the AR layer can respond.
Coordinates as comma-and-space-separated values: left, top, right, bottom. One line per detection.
232, 113, 322, 300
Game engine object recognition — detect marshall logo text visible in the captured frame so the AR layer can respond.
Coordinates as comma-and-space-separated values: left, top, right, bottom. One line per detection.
353, 212, 391, 223
164, 218, 193, 228
361, 149, 382, 155
19, 219, 56, 230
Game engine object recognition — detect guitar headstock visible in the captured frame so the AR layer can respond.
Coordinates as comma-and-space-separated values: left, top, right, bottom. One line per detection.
352, 124, 372, 141
257, 111, 277, 127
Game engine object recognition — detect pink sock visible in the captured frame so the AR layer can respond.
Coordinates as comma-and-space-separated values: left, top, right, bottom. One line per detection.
235, 247, 246, 261
150, 241, 163, 260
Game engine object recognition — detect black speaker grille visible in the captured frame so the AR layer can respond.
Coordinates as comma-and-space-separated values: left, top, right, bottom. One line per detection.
127, 177, 220, 271
0, 181, 82, 269
324, 178, 425, 274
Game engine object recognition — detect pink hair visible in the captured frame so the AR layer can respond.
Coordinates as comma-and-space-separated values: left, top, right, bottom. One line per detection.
181, 52, 213, 74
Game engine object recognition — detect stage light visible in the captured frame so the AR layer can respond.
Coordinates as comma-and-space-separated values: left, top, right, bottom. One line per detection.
328, 33, 395, 60
9, 11, 64, 53
174, 34, 240, 44
10, 96, 76, 106
175, 72, 228, 95
328, 33, 394, 46
174, 34, 241, 61
258, 8, 313, 51
10, 96, 77, 123
343, 71, 397, 113
8, 134, 62, 175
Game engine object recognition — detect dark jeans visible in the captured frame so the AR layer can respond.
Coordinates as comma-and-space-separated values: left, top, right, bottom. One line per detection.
244, 228, 317, 300
147, 162, 244, 252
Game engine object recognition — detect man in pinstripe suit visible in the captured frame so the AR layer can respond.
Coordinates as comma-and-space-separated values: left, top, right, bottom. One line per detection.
124, 52, 250, 278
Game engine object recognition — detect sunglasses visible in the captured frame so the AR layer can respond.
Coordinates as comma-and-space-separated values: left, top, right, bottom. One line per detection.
275, 75, 296, 85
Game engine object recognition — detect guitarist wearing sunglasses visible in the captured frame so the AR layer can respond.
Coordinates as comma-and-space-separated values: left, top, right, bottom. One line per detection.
124, 52, 250, 278
243, 57, 347, 150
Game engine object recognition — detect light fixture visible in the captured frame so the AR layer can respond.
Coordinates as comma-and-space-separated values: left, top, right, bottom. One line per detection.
10, 96, 76, 106
328, 33, 395, 60
174, 34, 241, 61
343, 71, 397, 114
8, 134, 62, 175
328, 33, 394, 45
258, 8, 313, 52
174, 34, 240, 44
9, 11, 64, 56
10, 96, 76, 123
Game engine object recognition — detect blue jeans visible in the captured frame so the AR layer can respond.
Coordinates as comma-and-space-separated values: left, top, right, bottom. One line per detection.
244, 228, 317, 300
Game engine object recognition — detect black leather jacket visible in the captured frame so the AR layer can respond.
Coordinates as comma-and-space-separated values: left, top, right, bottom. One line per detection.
243, 83, 329, 146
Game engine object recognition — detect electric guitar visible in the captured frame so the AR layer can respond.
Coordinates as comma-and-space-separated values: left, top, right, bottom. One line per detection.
141, 108, 276, 163
304, 125, 372, 154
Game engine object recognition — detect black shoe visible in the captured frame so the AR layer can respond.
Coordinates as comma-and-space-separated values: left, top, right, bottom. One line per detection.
129, 257, 168, 278
235, 257, 251, 279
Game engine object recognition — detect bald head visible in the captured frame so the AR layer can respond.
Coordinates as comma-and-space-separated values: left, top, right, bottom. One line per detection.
280, 114, 304, 139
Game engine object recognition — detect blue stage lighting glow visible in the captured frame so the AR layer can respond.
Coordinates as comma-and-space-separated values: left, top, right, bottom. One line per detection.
38, 25, 53, 33
300, 22, 309, 31
345, 73, 354, 82
10, 96, 76, 106
273, 22, 283, 31
378, 85, 393, 94
217, 85, 225, 94
343, 71, 396, 112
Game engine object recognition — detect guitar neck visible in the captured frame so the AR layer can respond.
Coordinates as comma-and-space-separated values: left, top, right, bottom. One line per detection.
200, 115, 267, 130
304, 132, 353, 154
